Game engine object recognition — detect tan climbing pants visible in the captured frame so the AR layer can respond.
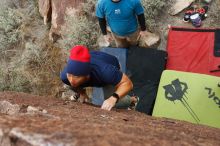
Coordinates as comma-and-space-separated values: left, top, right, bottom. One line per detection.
110, 29, 140, 48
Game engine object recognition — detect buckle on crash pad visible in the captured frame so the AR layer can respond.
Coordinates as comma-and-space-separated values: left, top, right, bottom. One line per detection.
210, 65, 220, 73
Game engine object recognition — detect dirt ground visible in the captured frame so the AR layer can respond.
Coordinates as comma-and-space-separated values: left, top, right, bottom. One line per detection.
0, 91, 220, 146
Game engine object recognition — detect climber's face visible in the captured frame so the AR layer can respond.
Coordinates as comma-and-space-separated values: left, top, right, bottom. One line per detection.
67, 73, 89, 87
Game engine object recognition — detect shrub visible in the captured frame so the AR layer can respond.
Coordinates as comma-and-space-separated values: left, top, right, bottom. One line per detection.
0, 8, 22, 53
10, 40, 64, 96
59, 0, 100, 51
0, 68, 31, 92
142, 0, 166, 31
0, 0, 64, 96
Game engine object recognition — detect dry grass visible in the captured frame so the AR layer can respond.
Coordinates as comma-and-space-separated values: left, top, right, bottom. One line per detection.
13, 40, 65, 96
59, 0, 100, 51
142, 0, 166, 31
0, 0, 65, 97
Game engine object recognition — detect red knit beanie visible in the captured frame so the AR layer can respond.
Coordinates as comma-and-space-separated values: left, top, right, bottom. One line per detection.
66, 45, 91, 76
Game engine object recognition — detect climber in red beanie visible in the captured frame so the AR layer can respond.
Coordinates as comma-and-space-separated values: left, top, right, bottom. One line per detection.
60, 45, 136, 111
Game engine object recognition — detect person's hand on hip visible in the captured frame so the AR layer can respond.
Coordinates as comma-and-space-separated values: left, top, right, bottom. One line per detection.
139, 30, 148, 37
103, 34, 113, 44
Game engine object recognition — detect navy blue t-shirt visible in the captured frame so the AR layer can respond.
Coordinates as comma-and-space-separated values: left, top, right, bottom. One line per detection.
60, 51, 123, 88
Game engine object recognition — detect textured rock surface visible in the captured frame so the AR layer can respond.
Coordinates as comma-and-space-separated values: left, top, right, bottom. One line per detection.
38, 0, 86, 41
139, 32, 160, 47
0, 91, 220, 146
38, 0, 51, 25
169, 0, 195, 15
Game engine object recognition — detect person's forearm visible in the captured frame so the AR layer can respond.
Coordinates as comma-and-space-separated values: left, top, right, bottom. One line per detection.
115, 82, 133, 98
98, 17, 107, 35
137, 13, 146, 31
101, 74, 133, 111
114, 74, 133, 98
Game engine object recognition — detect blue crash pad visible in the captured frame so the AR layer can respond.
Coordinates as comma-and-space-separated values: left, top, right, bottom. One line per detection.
92, 47, 127, 105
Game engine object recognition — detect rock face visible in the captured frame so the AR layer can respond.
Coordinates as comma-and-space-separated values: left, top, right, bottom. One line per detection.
0, 101, 20, 115
38, 0, 51, 25
139, 32, 160, 48
38, 0, 86, 41
169, 0, 195, 15
0, 91, 220, 146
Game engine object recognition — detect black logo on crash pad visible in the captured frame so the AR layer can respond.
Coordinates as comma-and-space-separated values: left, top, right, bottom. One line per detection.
205, 87, 220, 108
163, 79, 200, 123
163, 78, 188, 101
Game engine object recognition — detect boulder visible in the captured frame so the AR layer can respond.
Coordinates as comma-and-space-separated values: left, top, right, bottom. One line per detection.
169, 0, 195, 15
38, 0, 51, 25
0, 91, 220, 146
38, 0, 86, 41
0, 101, 20, 115
139, 32, 160, 48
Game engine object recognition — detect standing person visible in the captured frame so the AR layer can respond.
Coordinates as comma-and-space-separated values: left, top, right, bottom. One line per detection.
60, 45, 138, 111
96, 0, 148, 48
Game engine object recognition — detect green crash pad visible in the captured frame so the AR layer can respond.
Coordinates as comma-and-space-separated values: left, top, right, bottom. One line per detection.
153, 70, 220, 128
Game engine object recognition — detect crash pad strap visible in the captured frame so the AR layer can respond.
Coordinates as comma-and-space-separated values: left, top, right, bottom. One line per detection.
214, 29, 220, 57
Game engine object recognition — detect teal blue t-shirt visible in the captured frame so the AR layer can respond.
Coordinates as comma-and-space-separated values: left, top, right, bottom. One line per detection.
96, 0, 144, 36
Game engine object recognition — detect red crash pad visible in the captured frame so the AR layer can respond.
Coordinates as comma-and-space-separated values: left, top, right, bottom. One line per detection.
166, 27, 220, 77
